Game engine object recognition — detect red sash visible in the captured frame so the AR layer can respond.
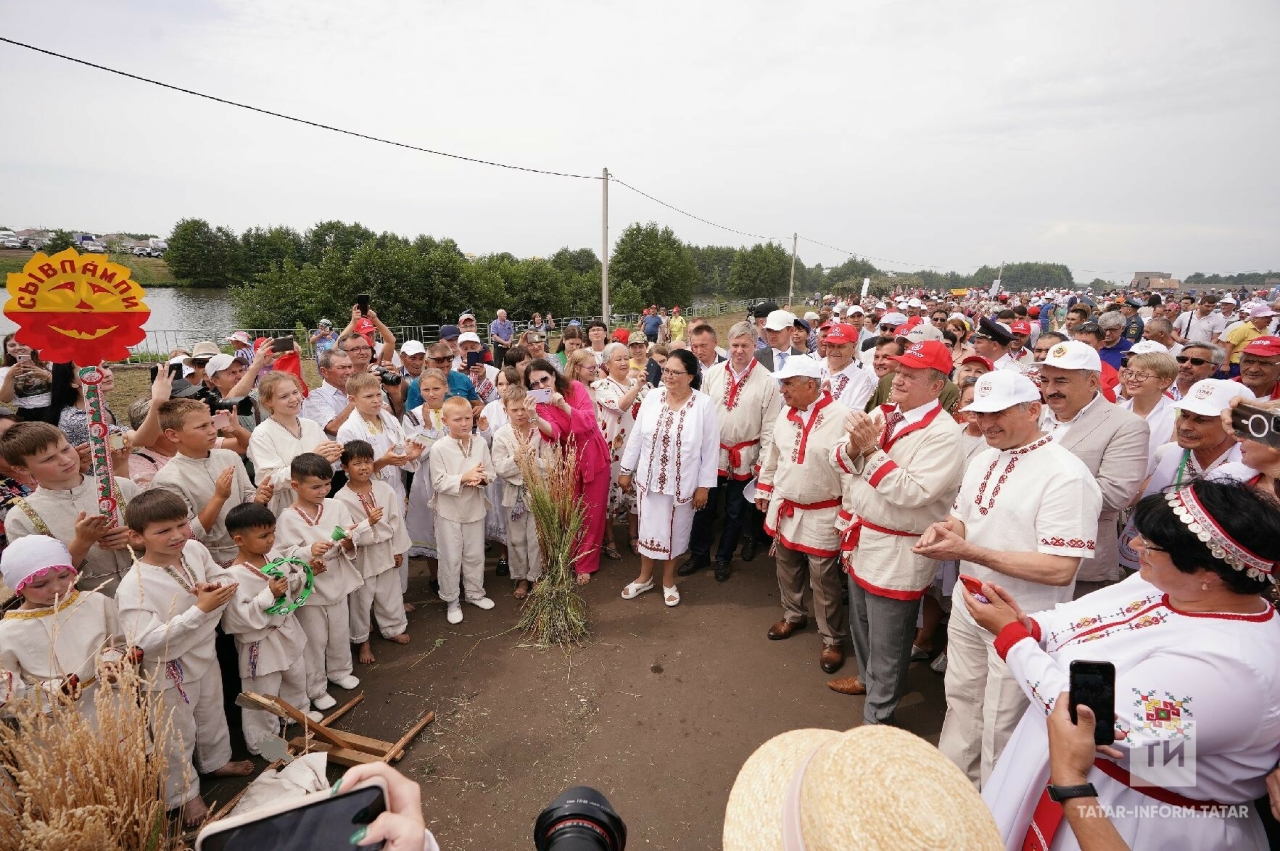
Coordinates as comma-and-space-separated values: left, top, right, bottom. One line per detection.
719, 439, 759, 473
837, 509, 916, 554
777, 497, 840, 520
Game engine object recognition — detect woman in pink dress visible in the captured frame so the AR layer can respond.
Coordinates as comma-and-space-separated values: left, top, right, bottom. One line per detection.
526, 358, 611, 584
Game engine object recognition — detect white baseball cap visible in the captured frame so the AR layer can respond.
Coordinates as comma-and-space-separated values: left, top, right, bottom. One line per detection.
400, 340, 426, 356
1220, 295, 1238, 305
874, 302, 887, 310
205, 353, 237, 376
962, 371, 1043, 413
804, 311, 820, 323
764, 310, 798, 331
773, 354, 824, 381
457, 332, 482, 346
1172, 379, 1255, 417
907, 297, 923, 308
847, 304, 865, 315
1248, 304, 1276, 320
1041, 340, 1102, 372
1128, 340, 1169, 355
905, 323, 944, 344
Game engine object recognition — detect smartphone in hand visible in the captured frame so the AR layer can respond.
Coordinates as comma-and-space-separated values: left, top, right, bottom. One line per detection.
530, 388, 553, 404
355, 294, 370, 317
1069, 660, 1116, 745
958, 574, 990, 604
271, 335, 295, 354
196, 778, 387, 851
1231, 403, 1280, 449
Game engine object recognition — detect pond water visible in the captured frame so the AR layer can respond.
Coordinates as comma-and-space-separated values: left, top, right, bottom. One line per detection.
0, 287, 238, 336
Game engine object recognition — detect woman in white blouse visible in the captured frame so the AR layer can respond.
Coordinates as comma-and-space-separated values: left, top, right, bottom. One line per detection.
618, 349, 719, 607
248, 372, 344, 515
1117, 349, 1178, 476
594, 342, 647, 555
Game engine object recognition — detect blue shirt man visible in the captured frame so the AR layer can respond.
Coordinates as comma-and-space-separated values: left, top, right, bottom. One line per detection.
641, 312, 663, 341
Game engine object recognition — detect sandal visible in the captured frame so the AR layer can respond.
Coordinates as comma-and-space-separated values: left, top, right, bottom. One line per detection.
663, 585, 681, 607
621, 579, 654, 599
603, 542, 622, 560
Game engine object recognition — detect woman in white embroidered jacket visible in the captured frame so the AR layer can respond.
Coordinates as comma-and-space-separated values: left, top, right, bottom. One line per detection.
967, 478, 1280, 851
618, 349, 719, 608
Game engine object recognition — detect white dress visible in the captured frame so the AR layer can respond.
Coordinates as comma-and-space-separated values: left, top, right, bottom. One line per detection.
983, 572, 1280, 850
593, 375, 646, 517
247, 416, 328, 516
477, 399, 509, 544
401, 405, 445, 558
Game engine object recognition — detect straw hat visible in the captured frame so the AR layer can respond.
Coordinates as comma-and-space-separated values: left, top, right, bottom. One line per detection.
723, 725, 1001, 850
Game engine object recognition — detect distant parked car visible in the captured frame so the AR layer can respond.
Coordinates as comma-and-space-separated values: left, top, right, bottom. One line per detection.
132, 246, 149, 256
149, 248, 165, 258
1, 239, 21, 249
81, 242, 108, 254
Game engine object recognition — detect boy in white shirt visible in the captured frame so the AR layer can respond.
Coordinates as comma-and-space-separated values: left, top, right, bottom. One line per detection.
117, 489, 253, 827
336, 372, 423, 506
151, 399, 271, 565
430, 397, 496, 624
274, 453, 365, 707
489, 386, 548, 600
335, 440, 412, 663
221, 502, 320, 753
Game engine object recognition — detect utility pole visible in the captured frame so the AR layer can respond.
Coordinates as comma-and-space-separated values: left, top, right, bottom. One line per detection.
787, 232, 798, 307
601, 167, 610, 321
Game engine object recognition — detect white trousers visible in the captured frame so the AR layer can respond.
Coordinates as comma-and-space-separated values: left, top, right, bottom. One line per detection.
350, 569, 408, 642
507, 509, 542, 581
240, 655, 308, 756
155, 667, 233, 808
436, 517, 485, 603
937, 610, 1029, 788
295, 601, 353, 699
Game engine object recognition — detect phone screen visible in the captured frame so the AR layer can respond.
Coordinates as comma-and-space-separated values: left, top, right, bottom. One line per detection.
213, 410, 232, 431
1231, 403, 1280, 449
1069, 660, 1116, 745
198, 785, 386, 851
272, 336, 294, 354
466, 351, 484, 369
355, 294, 370, 316
530, 388, 553, 404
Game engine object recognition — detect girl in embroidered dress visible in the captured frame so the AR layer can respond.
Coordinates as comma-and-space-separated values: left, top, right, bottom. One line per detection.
970, 479, 1280, 851
402, 368, 448, 580
477, 368, 519, 576
247, 372, 344, 516
618, 350, 720, 607
594, 343, 647, 556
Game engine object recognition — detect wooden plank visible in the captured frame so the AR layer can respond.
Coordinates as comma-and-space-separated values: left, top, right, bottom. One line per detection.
388, 711, 435, 762
322, 693, 364, 726
262, 694, 356, 750
290, 741, 383, 767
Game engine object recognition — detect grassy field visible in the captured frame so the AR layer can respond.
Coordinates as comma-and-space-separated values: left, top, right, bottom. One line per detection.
0, 249, 180, 286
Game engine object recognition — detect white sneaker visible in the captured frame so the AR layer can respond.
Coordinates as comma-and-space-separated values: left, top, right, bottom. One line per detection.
330, 675, 360, 690
466, 596, 495, 610
312, 693, 336, 711
304, 709, 324, 722
446, 601, 464, 624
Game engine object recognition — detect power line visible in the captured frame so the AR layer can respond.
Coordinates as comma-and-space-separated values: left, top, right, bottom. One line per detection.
609, 176, 777, 243
0, 36, 602, 181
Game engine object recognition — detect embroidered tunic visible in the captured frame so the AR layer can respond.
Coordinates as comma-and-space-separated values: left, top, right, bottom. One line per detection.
594, 375, 647, 512
821, 358, 877, 413
274, 499, 365, 605
220, 552, 309, 680
619, 387, 720, 502
701, 360, 781, 480
334, 480, 411, 579
337, 409, 417, 501
247, 416, 328, 516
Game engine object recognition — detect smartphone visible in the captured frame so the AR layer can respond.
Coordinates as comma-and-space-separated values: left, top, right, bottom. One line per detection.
213, 410, 232, 431
195, 778, 387, 851
958, 574, 990, 604
355, 294, 370, 317
530, 388, 553, 404
1231, 402, 1280, 449
465, 350, 484, 369
169, 362, 184, 380
272, 335, 295, 354
16, 353, 30, 363
1069, 660, 1116, 745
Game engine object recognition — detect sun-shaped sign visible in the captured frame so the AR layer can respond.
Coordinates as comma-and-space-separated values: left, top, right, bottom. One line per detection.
4, 248, 150, 364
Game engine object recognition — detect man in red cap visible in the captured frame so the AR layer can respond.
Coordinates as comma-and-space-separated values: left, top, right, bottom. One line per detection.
820, 323, 877, 411
1007, 320, 1035, 365
826, 341, 965, 726
1234, 336, 1280, 401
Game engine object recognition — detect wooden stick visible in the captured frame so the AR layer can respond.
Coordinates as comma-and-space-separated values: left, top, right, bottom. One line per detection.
237, 692, 356, 750
388, 711, 435, 762
322, 692, 365, 726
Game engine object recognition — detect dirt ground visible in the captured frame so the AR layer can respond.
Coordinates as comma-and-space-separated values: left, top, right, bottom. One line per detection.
197, 547, 948, 849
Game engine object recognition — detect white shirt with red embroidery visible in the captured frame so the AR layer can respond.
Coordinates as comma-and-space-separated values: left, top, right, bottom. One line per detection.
702, 360, 782, 480
757, 393, 851, 557
952, 435, 1102, 625
831, 400, 965, 598
821, 358, 877, 413
619, 388, 719, 502
984, 572, 1280, 850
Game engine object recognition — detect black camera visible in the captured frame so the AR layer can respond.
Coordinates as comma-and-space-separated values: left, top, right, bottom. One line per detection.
194, 386, 254, 416
534, 786, 626, 851
374, 365, 402, 387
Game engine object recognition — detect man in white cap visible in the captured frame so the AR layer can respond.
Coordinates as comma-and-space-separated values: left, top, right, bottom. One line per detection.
755, 355, 851, 675
820, 323, 877, 411
754, 309, 805, 372
455, 331, 499, 402
826, 341, 965, 725
915, 370, 1101, 787
1037, 340, 1149, 586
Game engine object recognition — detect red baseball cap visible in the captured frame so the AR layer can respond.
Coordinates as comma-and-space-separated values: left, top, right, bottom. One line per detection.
612, 328, 631, 344
961, 354, 994, 372
1243, 336, 1280, 358
890, 340, 953, 373
1028, 306, 1041, 317
824, 323, 859, 345
1010, 320, 1033, 336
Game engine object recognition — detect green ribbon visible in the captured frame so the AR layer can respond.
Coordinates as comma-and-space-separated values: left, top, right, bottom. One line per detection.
259, 556, 315, 615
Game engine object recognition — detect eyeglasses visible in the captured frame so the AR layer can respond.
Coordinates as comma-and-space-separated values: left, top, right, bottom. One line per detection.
344, 345, 372, 353
1174, 356, 1211, 367
1119, 369, 1155, 382
427, 356, 452, 363
661, 368, 689, 378
878, 324, 895, 332
1075, 322, 1101, 334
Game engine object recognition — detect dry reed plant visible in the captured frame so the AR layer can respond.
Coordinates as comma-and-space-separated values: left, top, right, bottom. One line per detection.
0, 648, 185, 850
515, 439, 590, 647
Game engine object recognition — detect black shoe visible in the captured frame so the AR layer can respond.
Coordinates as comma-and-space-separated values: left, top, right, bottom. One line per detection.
740, 538, 757, 562
677, 555, 709, 576
715, 560, 731, 582
495, 559, 510, 577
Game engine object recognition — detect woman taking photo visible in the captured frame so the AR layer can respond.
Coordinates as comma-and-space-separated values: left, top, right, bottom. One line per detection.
0, 335, 52, 418
525, 357, 611, 585
964, 479, 1280, 849
594, 342, 647, 556
946, 317, 976, 369
617, 349, 719, 607
247, 372, 343, 515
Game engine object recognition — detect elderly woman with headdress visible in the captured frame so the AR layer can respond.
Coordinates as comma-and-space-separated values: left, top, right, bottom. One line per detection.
967, 478, 1280, 850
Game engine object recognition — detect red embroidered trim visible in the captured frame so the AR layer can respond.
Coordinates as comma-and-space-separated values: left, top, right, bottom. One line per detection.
1161, 594, 1275, 622
785, 392, 834, 465
880, 402, 944, 453
723, 361, 757, 411
972, 435, 1053, 516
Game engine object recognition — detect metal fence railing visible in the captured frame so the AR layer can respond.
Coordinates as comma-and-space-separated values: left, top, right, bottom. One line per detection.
122, 300, 770, 363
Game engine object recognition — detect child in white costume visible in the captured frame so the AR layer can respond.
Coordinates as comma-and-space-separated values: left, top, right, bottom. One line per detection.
117, 490, 253, 826
0, 536, 127, 724
430, 397, 496, 625
273, 453, 365, 708
490, 385, 549, 600
477, 368, 514, 573
335, 440, 412, 665
402, 368, 448, 566
221, 502, 319, 753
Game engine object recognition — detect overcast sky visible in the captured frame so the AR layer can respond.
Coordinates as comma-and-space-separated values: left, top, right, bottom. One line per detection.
2, 0, 1276, 282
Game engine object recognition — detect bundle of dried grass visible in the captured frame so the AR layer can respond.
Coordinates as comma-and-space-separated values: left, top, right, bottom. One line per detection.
0, 665, 184, 850
515, 439, 590, 647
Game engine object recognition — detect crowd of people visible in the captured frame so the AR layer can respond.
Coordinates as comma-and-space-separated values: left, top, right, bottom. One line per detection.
1, 283, 1280, 846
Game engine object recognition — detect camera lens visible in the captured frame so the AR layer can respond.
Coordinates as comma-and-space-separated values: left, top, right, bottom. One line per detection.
379, 368, 402, 386
534, 786, 625, 851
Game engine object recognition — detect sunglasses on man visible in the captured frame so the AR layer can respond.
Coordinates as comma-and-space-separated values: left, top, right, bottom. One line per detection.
1174, 355, 1211, 367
